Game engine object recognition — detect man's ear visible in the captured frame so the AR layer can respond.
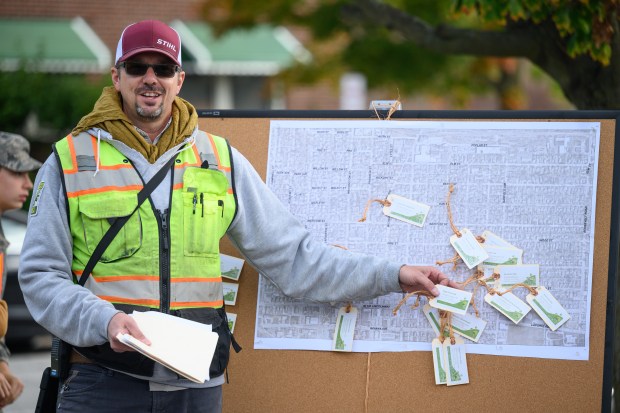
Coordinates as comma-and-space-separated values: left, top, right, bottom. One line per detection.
111, 67, 121, 91
176, 71, 185, 95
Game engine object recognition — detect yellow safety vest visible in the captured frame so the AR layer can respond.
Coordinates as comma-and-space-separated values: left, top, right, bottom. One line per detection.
54, 130, 237, 376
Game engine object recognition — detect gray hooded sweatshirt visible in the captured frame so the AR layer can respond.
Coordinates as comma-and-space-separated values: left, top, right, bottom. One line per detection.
18, 127, 402, 388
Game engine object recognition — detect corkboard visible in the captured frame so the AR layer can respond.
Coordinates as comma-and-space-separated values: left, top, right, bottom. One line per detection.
198, 110, 619, 413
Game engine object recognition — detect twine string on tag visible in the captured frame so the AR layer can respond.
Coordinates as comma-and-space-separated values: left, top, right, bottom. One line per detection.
392, 290, 434, 316
436, 252, 462, 270
457, 271, 490, 317
446, 183, 461, 237
438, 310, 455, 343
458, 270, 483, 288
371, 91, 401, 121
470, 282, 481, 317
385, 99, 400, 121
372, 100, 401, 121
358, 198, 391, 222
364, 352, 371, 413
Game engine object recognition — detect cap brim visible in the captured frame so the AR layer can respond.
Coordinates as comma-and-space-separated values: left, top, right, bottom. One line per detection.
5, 157, 43, 172
118, 48, 181, 66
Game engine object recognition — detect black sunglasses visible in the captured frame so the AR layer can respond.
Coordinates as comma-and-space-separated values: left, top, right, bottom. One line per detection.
118, 61, 180, 78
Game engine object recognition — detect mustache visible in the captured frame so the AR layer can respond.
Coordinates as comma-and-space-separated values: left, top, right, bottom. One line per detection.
136, 85, 165, 94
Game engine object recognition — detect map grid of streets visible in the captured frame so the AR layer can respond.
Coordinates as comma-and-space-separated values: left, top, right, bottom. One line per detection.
254, 120, 600, 361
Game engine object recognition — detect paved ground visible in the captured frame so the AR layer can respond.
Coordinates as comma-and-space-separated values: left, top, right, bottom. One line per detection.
4, 351, 49, 413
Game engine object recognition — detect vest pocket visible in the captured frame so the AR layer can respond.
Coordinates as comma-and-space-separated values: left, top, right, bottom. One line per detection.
78, 195, 142, 262
183, 192, 225, 257
183, 168, 228, 257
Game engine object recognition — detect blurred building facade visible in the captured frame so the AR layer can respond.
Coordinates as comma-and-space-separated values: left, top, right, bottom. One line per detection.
0, 1, 571, 112
0, 0, 310, 111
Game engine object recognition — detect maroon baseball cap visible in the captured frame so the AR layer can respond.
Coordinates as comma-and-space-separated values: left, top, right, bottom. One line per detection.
115, 20, 182, 66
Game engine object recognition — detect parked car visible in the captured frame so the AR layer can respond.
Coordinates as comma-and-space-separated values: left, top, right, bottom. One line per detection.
2, 209, 51, 350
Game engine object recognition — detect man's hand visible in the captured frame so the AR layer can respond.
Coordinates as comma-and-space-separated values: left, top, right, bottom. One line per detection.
0, 362, 23, 408
0, 372, 11, 403
398, 265, 459, 296
107, 312, 151, 352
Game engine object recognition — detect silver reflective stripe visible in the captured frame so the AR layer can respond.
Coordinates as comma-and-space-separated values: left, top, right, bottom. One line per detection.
172, 281, 223, 304
172, 132, 224, 189
83, 278, 159, 301
223, 170, 232, 186
64, 169, 141, 193
65, 133, 142, 193
71, 133, 95, 157
195, 132, 233, 188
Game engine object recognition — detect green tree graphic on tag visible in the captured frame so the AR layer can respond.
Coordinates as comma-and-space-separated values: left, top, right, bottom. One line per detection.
222, 267, 240, 278
438, 299, 468, 310
452, 325, 480, 340
335, 315, 345, 350
447, 347, 461, 381
532, 299, 563, 324
490, 301, 523, 322
392, 211, 424, 224
485, 256, 518, 266
436, 348, 446, 382
453, 243, 479, 266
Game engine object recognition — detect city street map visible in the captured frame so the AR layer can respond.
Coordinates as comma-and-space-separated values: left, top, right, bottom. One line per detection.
254, 120, 599, 361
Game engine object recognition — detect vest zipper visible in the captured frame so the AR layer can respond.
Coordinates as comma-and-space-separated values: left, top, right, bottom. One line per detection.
160, 209, 171, 313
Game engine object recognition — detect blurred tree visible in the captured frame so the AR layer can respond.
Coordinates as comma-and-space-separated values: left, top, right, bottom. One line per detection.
0, 70, 109, 141
201, 0, 620, 109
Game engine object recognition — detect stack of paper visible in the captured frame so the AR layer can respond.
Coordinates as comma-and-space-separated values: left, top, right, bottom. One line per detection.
117, 311, 219, 383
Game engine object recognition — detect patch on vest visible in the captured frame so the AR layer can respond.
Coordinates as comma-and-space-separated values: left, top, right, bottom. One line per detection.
30, 181, 45, 216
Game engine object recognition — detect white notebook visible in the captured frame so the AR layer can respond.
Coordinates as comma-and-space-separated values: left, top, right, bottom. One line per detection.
117, 311, 218, 383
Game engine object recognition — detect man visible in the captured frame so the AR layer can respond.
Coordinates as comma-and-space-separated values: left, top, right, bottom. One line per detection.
19, 20, 457, 413
0, 132, 39, 409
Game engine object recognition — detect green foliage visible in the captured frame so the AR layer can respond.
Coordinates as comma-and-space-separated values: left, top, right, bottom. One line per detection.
201, 0, 610, 108
203, 0, 496, 104
344, 27, 446, 90
452, 0, 617, 64
0, 70, 109, 135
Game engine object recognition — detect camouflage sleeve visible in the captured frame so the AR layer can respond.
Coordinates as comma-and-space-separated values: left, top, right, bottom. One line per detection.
0, 338, 11, 363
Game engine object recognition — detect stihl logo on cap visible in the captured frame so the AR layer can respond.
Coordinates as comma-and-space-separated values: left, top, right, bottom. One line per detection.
157, 39, 177, 52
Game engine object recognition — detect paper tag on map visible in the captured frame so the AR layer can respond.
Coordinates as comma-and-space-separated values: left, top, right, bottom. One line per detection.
450, 228, 488, 269
481, 244, 523, 266
484, 291, 530, 324
451, 312, 487, 343
443, 337, 469, 386
226, 312, 237, 333
223, 282, 239, 305
477, 244, 523, 277
423, 304, 443, 336
480, 230, 517, 249
431, 338, 447, 385
332, 306, 358, 351
496, 264, 540, 288
220, 253, 245, 281
429, 285, 472, 315
526, 286, 571, 331
382, 194, 431, 227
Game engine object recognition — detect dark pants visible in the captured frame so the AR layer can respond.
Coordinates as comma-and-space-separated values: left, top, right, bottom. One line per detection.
57, 364, 222, 413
